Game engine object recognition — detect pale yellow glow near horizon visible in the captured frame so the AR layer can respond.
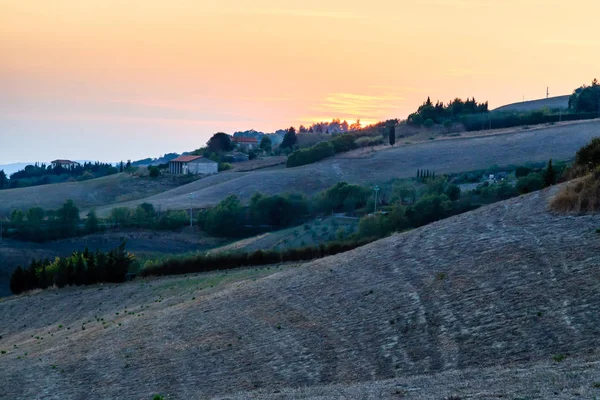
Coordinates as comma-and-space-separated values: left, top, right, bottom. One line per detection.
1, 0, 600, 161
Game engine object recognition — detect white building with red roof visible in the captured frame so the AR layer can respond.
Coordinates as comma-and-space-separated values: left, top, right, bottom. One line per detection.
232, 136, 259, 150
168, 155, 218, 175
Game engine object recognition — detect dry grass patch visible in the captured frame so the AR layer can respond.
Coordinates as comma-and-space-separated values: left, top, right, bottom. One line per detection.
550, 172, 600, 213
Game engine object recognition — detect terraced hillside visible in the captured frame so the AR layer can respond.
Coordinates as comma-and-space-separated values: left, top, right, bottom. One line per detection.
1, 186, 599, 399
92, 119, 600, 216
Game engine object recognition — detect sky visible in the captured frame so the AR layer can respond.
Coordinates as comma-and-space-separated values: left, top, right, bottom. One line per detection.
1, 0, 600, 163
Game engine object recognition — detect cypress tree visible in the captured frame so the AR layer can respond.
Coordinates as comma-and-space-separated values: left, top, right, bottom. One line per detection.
389, 125, 396, 146
543, 159, 555, 187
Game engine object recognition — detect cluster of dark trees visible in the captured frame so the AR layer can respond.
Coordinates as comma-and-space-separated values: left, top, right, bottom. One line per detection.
197, 193, 311, 237
4, 200, 83, 242
408, 97, 489, 126
417, 169, 436, 181
2, 200, 195, 243
569, 79, 600, 113
3, 162, 118, 190
286, 134, 359, 167
10, 242, 134, 295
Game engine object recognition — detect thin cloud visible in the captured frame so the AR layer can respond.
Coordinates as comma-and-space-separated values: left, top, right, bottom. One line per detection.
316, 92, 404, 117
0, 111, 256, 127
439, 68, 492, 77
541, 39, 600, 47
238, 9, 364, 19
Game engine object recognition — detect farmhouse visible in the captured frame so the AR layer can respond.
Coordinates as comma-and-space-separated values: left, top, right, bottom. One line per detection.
232, 137, 258, 150
169, 155, 218, 175
51, 159, 80, 169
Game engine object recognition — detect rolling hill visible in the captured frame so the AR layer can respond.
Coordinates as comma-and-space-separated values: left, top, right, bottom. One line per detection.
1, 186, 598, 399
493, 95, 570, 113
0, 172, 197, 217
93, 119, 600, 216
2, 119, 599, 218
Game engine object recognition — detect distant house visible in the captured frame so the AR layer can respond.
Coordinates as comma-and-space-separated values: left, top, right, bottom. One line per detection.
51, 159, 80, 169
232, 137, 259, 150
169, 155, 218, 175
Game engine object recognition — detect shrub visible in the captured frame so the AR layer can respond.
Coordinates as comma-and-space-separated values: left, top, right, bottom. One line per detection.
423, 118, 435, 128
286, 141, 335, 168
331, 135, 358, 153
515, 166, 532, 178
549, 173, 600, 213
575, 137, 600, 171
218, 162, 232, 172
516, 173, 543, 194
356, 136, 384, 147
148, 166, 160, 178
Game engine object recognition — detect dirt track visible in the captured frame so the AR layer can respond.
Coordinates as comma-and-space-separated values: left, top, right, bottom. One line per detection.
1, 186, 599, 399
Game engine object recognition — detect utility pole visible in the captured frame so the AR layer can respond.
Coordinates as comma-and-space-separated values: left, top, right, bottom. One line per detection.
547, 87, 550, 99
189, 193, 195, 228
373, 186, 380, 214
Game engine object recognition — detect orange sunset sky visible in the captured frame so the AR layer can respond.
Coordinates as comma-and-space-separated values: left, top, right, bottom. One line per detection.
1, 0, 599, 163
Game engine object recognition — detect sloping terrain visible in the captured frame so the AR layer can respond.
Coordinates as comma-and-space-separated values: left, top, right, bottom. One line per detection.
0, 173, 199, 216
208, 216, 359, 255
2, 120, 599, 218
493, 95, 570, 113
1, 186, 599, 399
93, 119, 600, 216
0, 231, 224, 297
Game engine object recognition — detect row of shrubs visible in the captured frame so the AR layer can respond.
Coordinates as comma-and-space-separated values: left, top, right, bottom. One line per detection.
140, 237, 376, 277
462, 111, 598, 132
10, 242, 134, 295
286, 135, 361, 168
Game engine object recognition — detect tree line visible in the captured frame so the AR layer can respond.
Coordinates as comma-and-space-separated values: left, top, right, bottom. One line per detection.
10, 242, 134, 295
1, 162, 118, 190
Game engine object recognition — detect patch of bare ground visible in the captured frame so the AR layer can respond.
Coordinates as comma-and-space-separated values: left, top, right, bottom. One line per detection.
229, 156, 287, 172
1, 185, 599, 399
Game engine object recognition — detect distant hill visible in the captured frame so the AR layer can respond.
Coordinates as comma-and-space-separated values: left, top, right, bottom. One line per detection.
0, 160, 96, 176
130, 153, 181, 167
493, 95, 569, 113
0, 163, 32, 175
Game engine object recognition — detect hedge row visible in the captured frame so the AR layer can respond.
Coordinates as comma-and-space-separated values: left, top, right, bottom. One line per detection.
140, 237, 377, 277
462, 111, 598, 132
286, 141, 335, 168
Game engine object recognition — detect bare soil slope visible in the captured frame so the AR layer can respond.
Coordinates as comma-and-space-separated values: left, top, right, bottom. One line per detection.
0, 173, 198, 216
493, 95, 570, 112
1, 186, 599, 399
95, 119, 600, 216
